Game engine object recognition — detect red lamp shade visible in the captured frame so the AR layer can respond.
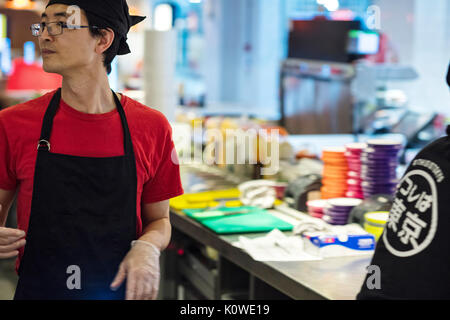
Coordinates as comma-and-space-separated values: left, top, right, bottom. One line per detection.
6, 58, 62, 91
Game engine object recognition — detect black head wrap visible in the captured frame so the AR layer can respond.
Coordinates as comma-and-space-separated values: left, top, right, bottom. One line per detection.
46, 0, 146, 56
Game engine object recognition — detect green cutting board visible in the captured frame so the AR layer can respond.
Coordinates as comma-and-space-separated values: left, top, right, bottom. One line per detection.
183, 206, 293, 234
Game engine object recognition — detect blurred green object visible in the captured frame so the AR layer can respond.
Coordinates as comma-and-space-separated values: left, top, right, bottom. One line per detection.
183, 206, 293, 234
189, 207, 261, 220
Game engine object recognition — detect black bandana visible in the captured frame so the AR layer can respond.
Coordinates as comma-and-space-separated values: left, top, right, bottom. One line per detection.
46, 0, 145, 55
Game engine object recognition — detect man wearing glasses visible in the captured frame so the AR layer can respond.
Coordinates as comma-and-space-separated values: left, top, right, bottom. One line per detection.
0, 0, 184, 300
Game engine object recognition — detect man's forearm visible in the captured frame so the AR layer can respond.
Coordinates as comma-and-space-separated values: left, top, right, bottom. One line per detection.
0, 206, 6, 227
0, 189, 16, 227
138, 217, 172, 252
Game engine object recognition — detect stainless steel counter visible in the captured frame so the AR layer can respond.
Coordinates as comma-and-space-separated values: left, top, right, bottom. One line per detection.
165, 164, 373, 300
170, 208, 371, 300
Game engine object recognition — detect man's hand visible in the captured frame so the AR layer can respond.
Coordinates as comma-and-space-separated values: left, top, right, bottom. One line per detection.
110, 240, 161, 300
0, 204, 26, 259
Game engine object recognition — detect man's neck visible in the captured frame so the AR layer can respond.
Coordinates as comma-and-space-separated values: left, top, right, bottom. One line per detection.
60, 66, 119, 115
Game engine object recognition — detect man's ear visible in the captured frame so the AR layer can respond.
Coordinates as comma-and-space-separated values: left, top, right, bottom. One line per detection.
96, 27, 115, 54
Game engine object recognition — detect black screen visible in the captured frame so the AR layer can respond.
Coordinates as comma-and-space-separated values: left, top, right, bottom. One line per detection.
288, 19, 362, 62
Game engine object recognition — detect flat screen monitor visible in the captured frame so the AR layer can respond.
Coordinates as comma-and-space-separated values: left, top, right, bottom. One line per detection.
288, 19, 362, 62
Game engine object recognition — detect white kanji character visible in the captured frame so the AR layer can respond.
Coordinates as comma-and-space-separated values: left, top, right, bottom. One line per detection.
397, 212, 427, 248
415, 192, 433, 213
399, 178, 421, 203
399, 178, 413, 196
387, 198, 406, 232
406, 184, 420, 203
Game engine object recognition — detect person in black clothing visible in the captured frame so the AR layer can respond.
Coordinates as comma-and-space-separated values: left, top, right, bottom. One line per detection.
357, 63, 450, 299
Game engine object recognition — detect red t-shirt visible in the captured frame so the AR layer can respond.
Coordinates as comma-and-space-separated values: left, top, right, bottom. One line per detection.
0, 90, 184, 273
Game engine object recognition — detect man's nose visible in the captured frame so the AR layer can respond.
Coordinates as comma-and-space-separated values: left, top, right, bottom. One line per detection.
39, 26, 53, 42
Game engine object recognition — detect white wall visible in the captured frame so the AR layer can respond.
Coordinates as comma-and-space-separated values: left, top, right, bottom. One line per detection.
202, 0, 284, 119
410, 0, 450, 114
374, 0, 450, 115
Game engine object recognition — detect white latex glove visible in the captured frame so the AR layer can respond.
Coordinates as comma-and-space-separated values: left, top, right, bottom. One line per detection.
238, 180, 277, 209
110, 240, 161, 300
0, 204, 26, 259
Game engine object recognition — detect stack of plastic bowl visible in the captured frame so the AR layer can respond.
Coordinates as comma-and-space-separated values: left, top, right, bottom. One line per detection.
364, 211, 390, 241
361, 139, 402, 198
323, 198, 363, 225
306, 199, 328, 219
321, 147, 348, 199
345, 143, 367, 199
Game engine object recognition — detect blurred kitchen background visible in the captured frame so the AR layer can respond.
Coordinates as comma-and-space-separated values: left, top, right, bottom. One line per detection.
0, 0, 449, 300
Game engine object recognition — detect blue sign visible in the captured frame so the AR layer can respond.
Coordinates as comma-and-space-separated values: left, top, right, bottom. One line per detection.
24, 41, 35, 65
1, 38, 12, 75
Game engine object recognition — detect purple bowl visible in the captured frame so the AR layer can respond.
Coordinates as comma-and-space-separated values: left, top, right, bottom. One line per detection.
362, 182, 398, 188
360, 166, 398, 173
323, 216, 349, 224
361, 169, 397, 175
362, 149, 400, 156
362, 178, 399, 185
360, 158, 399, 165
325, 207, 353, 215
362, 188, 397, 195
360, 154, 400, 162
326, 207, 356, 214
366, 139, 403, 149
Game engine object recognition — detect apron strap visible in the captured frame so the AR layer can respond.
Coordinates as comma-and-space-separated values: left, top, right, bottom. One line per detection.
38, 88, 134, 156
38, 88, 61, 152
112, 89, 133, 156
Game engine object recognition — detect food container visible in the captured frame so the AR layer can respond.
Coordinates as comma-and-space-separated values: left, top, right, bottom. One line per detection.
364, 211, 389, 241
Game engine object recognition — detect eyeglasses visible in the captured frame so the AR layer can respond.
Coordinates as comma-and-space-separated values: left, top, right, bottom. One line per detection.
30, 22, 99, 37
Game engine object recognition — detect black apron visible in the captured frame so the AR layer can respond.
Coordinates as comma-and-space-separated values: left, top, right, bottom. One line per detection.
14, 88, 137, 300
357, 129, 450, 299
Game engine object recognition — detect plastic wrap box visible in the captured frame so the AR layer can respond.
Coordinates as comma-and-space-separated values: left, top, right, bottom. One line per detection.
302, 233, 375, 258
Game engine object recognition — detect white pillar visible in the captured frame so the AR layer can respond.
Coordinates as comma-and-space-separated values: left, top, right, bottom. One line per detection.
143, 29, 178, 121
